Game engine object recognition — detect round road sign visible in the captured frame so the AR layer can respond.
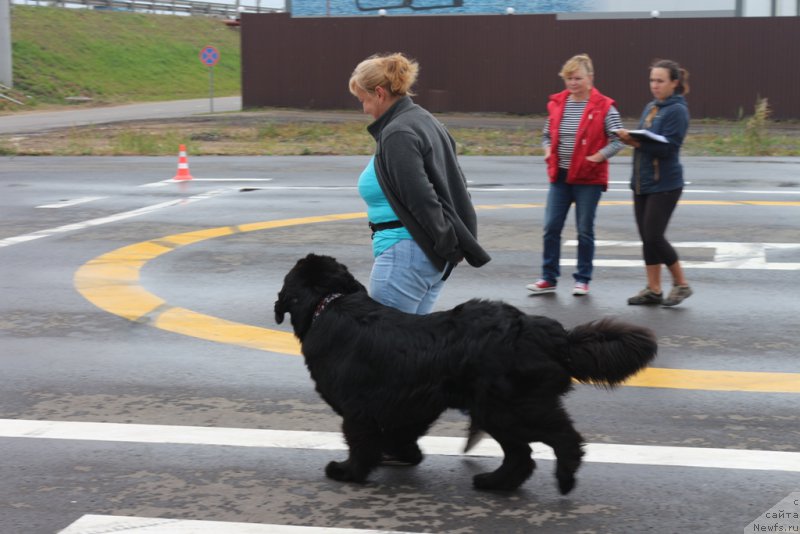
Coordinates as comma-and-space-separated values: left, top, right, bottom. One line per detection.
200, 45, 220, 67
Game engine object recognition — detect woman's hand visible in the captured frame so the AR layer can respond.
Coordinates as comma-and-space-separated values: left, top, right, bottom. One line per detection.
586, 152, 605, 163
615, 129, 641, 148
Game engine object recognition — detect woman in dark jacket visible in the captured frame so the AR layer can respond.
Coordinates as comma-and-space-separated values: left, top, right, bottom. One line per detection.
617, 59, 693, 307
348, 52, 490, 314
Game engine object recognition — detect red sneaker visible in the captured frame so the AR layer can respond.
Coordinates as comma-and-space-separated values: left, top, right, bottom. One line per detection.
526, 279, 557, 294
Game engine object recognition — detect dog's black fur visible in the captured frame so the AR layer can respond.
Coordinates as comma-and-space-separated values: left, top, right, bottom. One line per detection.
275, 254, 657, 493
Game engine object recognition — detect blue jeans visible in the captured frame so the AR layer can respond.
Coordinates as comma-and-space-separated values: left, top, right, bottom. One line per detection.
542, 171, 603, 284
369, 238, 445, 315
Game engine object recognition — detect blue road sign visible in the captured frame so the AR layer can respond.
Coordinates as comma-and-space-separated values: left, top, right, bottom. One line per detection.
199, 45, 220, 67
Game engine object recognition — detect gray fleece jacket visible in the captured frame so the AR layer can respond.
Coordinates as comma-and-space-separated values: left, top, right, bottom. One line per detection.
367, 96, 491, 272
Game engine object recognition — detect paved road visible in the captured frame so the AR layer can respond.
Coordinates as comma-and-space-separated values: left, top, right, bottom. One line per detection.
0, 96, 243, 134
1, 155, 799, 533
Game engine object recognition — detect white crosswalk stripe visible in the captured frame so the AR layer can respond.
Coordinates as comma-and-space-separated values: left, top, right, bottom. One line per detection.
3, 419, 799, 473
58, 514, 422, 534
59, 514, 423, 533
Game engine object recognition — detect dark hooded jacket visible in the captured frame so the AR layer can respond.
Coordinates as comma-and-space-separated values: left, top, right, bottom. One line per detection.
367, 96, 491, 271
631, 94, 690, 194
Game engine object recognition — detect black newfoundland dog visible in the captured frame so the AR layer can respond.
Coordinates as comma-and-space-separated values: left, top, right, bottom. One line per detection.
275, 254, 657, 494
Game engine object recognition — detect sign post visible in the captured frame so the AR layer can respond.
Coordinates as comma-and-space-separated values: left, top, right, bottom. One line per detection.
199, 45, 220, 113
0, 0, 12, 87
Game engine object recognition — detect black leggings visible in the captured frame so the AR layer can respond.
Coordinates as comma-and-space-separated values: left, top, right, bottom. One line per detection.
633, 188, 682, 266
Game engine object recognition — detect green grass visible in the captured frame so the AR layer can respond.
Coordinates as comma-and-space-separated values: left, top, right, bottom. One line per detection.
9, 5, 240, 104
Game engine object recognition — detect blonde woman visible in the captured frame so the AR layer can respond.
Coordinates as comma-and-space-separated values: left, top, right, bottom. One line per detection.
349, 52, 490, 315
527, 54, 624, 296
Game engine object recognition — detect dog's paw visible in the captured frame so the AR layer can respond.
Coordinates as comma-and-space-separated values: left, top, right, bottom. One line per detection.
473, 457, 535, 491
556, 471, 577, 495
325, 460, 367, 483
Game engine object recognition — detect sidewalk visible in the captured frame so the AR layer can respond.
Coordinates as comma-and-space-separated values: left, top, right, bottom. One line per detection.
0, 97, 242, 135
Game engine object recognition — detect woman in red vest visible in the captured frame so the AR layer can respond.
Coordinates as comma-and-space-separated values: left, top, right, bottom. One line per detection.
527, 54, 625, 296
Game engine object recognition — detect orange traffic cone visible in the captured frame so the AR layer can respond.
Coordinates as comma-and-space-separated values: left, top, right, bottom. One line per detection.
173, 144, 194, 181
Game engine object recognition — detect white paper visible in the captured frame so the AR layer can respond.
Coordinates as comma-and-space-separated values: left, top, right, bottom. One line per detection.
615, 129, 668, 143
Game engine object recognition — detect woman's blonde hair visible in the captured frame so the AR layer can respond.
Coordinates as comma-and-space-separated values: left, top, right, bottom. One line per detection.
559, 54, 594, 78
348, 52, 419, 97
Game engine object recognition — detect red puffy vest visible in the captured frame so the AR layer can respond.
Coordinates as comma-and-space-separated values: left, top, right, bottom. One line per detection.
546, 87, 614, 189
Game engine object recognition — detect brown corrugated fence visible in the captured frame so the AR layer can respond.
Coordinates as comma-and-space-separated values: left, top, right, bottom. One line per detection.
241, 13, 800, 119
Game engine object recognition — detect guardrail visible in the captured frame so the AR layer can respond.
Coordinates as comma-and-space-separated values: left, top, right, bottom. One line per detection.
13, 0, 282, 18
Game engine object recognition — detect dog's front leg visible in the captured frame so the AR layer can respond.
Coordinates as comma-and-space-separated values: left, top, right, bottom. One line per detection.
325, 417, 382, 483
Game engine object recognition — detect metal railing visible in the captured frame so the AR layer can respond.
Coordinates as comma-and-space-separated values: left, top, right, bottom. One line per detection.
12, 0, 283, 17
0, 82, 28, 105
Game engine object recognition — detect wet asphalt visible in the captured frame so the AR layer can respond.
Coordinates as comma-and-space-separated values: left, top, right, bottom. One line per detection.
0, 103, 799, 533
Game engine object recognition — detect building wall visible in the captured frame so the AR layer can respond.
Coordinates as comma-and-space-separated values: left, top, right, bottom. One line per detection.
286, 0, 734, 17
286, 0, 798, 17
289, 1, 591, 17
241, 13, 800, 119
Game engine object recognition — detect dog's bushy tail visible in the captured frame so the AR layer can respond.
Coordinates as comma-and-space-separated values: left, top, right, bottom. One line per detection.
562, 318, 657, 387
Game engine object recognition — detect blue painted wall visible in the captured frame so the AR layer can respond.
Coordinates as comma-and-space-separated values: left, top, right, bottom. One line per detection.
291, 0, 589, 17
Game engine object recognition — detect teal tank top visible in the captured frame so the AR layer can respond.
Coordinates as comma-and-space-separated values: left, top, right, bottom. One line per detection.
357, 156, 412, 257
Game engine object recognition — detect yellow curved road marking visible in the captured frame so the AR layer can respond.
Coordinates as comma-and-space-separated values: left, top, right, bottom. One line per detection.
74, 205, 800, 394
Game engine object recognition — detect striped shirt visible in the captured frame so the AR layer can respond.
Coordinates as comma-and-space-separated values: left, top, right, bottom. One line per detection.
542, 100, 625, 169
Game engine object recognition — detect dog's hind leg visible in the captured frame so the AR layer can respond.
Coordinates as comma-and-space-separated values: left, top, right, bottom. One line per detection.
380, 421, 433, 466
325, 418, 382, 483
472, 439, 535, 491
539, 414, 585, 495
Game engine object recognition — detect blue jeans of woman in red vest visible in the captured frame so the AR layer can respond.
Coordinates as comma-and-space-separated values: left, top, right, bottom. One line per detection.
541, 169, 604, 285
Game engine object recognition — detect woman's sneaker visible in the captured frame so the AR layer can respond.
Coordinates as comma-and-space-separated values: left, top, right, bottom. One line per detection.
662, 284, 693, 307
526, 279, 556, 294
627, 287, 663, 305
572, 282, 590, 296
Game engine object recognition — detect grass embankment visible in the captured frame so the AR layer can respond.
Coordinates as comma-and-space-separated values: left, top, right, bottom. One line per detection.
1, 7, 798, 157
6, 5, 240, 105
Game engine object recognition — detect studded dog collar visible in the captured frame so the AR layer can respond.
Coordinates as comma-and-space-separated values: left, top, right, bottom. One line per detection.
312, 293, 343, 323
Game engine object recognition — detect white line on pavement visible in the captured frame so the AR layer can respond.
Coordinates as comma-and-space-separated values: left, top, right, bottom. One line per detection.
58, 514, 422, 534
141, 178, 274, 187
36, 196, 107, 208
563, 240, 800, 270
0, 189, 230, 248
2, 419, 798, 473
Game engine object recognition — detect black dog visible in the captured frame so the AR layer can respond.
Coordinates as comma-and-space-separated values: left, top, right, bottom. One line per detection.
274, 254, 657, 493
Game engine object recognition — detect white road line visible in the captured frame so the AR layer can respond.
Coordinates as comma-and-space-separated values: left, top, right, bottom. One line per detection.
36, 196, 107, 208
141, 178, 274, 187
184, 178, 275, 182
59, 514, 421, 534
563, 240, 800, 270
0, 189, 230, 249
2, 419, 798, 473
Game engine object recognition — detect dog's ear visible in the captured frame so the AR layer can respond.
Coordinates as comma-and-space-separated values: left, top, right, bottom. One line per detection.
274, 286, 295, 325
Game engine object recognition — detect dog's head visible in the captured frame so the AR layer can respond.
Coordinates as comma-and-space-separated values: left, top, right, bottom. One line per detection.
274, 253, 366, 339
